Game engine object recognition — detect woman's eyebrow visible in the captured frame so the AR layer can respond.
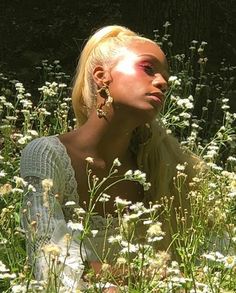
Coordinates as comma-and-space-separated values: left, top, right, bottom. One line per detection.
137, 53, 162, 63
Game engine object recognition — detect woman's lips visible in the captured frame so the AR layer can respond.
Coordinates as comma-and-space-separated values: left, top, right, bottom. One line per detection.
146, 92, 164, 105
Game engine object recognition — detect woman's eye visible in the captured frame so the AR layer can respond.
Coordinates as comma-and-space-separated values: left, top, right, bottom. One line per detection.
142, 64, 155, 75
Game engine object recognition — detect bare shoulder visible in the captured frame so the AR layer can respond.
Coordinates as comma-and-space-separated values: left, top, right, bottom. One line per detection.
58, 130, 86, 176
58, 130, 78, 146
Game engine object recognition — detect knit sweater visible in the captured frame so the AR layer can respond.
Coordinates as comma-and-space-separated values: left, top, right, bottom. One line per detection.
20, 136, 119, 291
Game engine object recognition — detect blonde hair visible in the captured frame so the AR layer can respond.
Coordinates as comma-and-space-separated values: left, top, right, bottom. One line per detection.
72, 25, 155, 126
72, 25, 201, 203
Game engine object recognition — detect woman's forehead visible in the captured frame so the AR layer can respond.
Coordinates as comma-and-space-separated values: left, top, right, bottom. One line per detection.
128, 39, 164, 54
111, 41, 168, 72
115, 40, 166, 63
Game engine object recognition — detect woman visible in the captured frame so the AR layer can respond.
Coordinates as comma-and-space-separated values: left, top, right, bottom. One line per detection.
20, 25, 199, 291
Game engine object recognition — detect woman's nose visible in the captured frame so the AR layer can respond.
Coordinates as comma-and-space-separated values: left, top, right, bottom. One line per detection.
152, 73, 168, 92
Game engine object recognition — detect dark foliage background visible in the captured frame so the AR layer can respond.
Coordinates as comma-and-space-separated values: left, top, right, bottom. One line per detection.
0, 0, 235, 95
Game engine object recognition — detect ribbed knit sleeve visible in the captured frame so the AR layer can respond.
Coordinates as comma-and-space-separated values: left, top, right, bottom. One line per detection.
20, 136, 86, 291
21, 136, 64, 188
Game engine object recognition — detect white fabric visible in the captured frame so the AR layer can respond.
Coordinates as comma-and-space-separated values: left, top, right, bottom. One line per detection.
20, 136, 119, 291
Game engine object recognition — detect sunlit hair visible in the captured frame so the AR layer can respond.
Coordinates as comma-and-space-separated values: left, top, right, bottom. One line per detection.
72, 25, 201, 205
72, 25, 156, 125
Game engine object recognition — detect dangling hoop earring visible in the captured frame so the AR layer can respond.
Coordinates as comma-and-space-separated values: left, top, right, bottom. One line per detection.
96, 85, 113, 118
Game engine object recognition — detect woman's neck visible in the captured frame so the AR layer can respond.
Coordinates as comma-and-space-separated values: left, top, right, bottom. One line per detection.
74, 110, 138, 166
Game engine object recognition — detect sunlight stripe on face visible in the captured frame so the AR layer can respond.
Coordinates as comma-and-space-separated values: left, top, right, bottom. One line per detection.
114, 49, 137, 75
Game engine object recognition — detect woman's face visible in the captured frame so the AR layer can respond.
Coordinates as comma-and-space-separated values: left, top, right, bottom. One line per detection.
107, 40, 169, 123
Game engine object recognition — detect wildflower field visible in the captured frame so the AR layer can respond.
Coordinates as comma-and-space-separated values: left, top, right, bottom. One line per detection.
0, 28, 236, 292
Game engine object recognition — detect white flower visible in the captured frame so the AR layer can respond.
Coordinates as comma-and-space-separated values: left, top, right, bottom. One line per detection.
179, 112, 191, 119
147, 236, 164, 243
176, 98, 193, 109
133, 169, 145, 178
91, 230, 98, 237
116, 257, 126, 265
222, 98, 229, 103
74, 207, 86, 215
176, 164, 186, 171
143, 182, 151, 191
0, 260, 8, 273
28, 184, 36, 192
38, 82, 58, 97
120, 241, 138, 253
227, 156, 236, 162
67, 220, 84, 231
143, 220, 152, 225
133, 170, 147, 184
15, 82, 25, 90
123, 213, 141, 222
115, 197, 132, 207
6, 116, 17, 121
108, 235, 122, 243
4, 102, 14, 108
202, 251, 224, 262
208, 183, 216, 188
124, 170, 133, 179
65, 201, 76, 206
192, 123, 200, 129
38, 108, 51, 116
130, 202, 144, 211
108, 236, 116, 244
223, 255, 236, 269
221, 104, 230, 110
12, 188, 24, 193
0, 95, 6, 103
14, 176, 28, 187
163, 21, 171, 28
20, 99, 32, 108
188, 95, 194, 101
99, 193, 111, 202
206, 163, 223, 171
0, 170, 6, 177
228, 191, 236, 198
18, 136, 30, 145
168, 76, 181, 86
59, 83, 67, 88
85, 157, 94, 164
0, 272, 17, 279
27, 129, 38, 136
0, 239, 7, 245
147, 222, 164, 237
113, 158, 121, 167
185, 102, 194, 109
168, 76, 177, 82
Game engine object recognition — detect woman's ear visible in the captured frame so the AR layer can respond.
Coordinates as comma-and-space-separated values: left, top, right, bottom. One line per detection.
93, 66, 112, 87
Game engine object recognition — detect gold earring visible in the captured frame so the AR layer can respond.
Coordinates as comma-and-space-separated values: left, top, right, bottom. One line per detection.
96, 85, 113, 118
96, 103, 106, 118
